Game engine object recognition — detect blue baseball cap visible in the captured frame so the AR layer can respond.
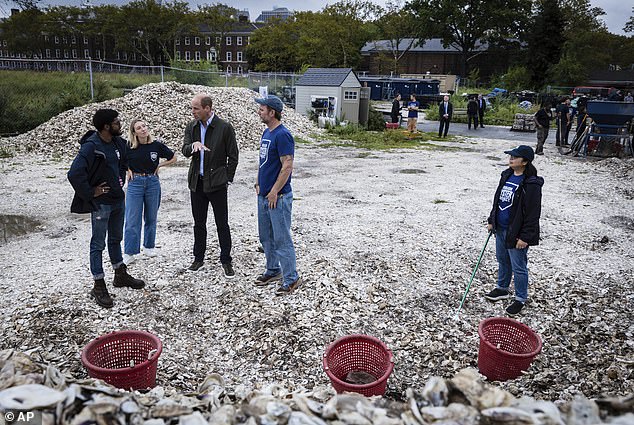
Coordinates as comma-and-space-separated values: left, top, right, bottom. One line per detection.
255, 95, 284, 113
504, 145, 534, 161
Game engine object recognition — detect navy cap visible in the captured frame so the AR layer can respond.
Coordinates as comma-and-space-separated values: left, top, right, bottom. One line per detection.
255, 95, 284, 113
504, 145, 534, 162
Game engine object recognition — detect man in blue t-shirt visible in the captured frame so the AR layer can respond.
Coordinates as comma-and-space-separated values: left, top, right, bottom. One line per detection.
407, 94, 419, 133
253, 95, 301, 295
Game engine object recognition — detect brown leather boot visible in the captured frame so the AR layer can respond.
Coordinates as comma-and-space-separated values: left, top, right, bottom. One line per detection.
113, 264, 145, 289
91, 279, 113, 308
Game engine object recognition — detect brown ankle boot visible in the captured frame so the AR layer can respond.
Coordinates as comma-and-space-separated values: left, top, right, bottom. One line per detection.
91, 279, 113, 308
113, 264, 145, 289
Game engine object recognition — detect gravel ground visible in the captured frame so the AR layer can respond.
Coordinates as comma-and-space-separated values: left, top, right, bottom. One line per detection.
0, 134, 632, 402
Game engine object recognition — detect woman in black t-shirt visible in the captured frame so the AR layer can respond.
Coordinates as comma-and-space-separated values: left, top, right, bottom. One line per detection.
123, 119, 176, 264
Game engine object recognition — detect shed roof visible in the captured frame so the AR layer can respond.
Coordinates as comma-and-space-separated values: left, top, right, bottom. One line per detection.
296, 68, 358, 86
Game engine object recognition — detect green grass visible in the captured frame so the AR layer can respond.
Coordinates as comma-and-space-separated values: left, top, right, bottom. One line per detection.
321, 125, 462, 151
0, 70, 164, 135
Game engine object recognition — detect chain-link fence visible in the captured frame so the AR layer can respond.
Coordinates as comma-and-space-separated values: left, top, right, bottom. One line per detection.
0, 58, 300, 135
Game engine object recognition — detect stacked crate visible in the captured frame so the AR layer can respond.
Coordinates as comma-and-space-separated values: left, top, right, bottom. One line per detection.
511, 113, 536, 132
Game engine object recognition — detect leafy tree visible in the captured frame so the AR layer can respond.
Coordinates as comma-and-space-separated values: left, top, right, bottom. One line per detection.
623, 7, 634, 33
247, 0, 378, 71
408, 0, 532, 76
372, 0, 423, 74
319, 0, 379, 67
112, 0, 193, 65
196, 4, 239, 70
525, 0, 566, 89
246, 17, 299, 71
0, 8, 45, 56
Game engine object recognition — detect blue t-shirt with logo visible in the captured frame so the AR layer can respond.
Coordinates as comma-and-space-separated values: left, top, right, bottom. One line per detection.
127, 140, 174, 174
258, 124, 294, 197
407, 101, 419, 118
496, 174, 524, 229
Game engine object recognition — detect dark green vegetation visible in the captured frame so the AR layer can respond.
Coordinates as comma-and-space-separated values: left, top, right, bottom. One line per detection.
0, 71, 163, 135
320, 125, 462, 151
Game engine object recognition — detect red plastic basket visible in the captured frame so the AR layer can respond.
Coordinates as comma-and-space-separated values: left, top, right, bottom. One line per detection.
81, 330, 162, 390
323, 334, 394, 397
478, 317, 542, 381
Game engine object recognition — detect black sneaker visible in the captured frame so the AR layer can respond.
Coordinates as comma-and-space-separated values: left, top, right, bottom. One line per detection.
222, 263, 235, 279
506, 300, 525, 315
188, 261, 204, 271
484, 288, 511, 301
276, 277, 302, 295
254, 273, 282, 286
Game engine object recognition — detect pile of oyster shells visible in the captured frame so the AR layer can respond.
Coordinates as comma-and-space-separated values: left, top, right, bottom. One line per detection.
1, 349, 632, 424
0, 82, 319, 156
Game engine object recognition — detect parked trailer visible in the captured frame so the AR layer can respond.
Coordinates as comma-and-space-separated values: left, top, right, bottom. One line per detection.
359, 76, 441, 104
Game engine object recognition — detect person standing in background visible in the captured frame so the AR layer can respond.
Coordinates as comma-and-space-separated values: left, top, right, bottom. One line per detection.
478, 94, 487, 128
438, 95, 453, 137
390, 93, 402, 125
467, 96, 479, 130
407, 94, 419, 133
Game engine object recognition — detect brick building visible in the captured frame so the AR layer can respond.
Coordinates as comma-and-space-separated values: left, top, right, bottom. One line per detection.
360, 38, 514, 79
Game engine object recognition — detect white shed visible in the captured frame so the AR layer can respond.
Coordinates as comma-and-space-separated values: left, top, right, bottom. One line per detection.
295, 68, 363, 124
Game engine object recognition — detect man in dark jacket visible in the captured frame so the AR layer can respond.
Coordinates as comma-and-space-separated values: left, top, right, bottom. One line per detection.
477, 94, 486, 128
467, 96, 479, 130
533, 103, 552, 155
438, 95, 453, 137
390, 93, 401, 124
67, 109, 145, 308
182, 93, 239, 276
484, 145, 543, 315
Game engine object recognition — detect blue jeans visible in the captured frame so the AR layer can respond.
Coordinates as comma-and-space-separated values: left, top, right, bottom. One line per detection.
258, 192, 298, 286
495, 226, 529, 302
124, 175, 161, 255
90, 200, 125, 279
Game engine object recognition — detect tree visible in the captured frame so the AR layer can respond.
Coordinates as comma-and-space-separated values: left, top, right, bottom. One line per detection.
319, 0, 379, 67
196, 4, 239, 69
408, 0, 532, 76
247, 0, 378, 71
524, 0, 566, 89
246, 17, 300, 71
0, 7, 45, 56
372, 0, 422, 74
112, 0, 193, 65
623, 7, 634, 33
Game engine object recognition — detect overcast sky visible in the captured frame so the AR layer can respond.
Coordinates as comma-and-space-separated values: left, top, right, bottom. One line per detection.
0, 0, 630, 35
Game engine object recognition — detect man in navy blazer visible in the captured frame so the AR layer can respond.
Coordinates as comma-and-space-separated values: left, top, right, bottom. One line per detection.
438, 95, 453, 137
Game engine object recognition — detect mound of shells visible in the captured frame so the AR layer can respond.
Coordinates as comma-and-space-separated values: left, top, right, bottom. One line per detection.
0, 81, 320, 157
0, 349, 632, 424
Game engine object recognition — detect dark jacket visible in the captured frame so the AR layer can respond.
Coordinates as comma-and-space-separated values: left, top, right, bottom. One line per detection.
478, 98, 487, 113
488, 168, 544, 248
67, 130, 128, 213
182, 115, 239, 193
391, 99, 401, 119
439, 101, 453, 120
467, 99, 478, 115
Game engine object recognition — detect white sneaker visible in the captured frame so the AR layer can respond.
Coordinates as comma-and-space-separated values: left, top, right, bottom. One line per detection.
143, 248, 158, 257
123, 253, 137, 265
